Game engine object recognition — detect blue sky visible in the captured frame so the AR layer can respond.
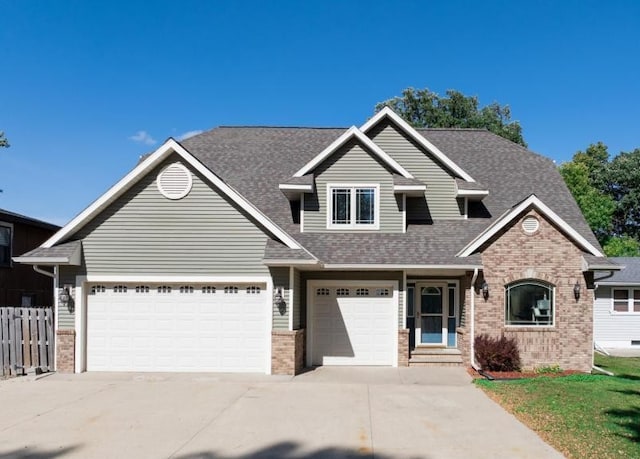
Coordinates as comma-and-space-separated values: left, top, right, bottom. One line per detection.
2, 0, 639, 225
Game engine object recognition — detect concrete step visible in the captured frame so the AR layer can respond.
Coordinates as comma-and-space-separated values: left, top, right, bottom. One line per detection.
408, 361, 464, 367
409, 348, 463, 367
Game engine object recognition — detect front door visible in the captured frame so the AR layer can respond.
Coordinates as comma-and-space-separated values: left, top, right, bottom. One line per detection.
417, 283, 448, 346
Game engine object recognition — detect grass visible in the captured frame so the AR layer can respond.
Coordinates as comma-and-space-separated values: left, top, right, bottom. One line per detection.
476, 354, 640, 459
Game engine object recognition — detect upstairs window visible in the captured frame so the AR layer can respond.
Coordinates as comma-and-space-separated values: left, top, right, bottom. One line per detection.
0, 225, 11, 268
328, 185, 378, 229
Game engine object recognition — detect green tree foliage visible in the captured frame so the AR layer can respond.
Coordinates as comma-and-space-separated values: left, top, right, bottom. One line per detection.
607, 148, 640, 241
560, 142, 640, 256
0, 131, 8, 148
375, 87, 526, 146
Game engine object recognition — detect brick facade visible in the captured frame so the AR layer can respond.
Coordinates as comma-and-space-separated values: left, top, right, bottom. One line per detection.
397, 328, 409, 366
476, 209, 593, 372
56, 329, 75, 373
271, 329, 305, 375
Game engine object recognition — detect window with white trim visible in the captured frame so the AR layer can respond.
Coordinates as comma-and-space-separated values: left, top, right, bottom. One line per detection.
613, 289, 640, 313
202, 286, 216, 294
91, 285, 106, 294
157, 286, 172, 293
179, 286, 194, 293
356, 288, 369, 296
0, 224, 11, 268
246, 286, 261, 294
505, 281, 554, 326
316, 288, 330, 296
224, 286, 239, 294
135, 285, 150, 293
113, 285, 127, 293
336, 288, 350, 296
328, 185, 378, 229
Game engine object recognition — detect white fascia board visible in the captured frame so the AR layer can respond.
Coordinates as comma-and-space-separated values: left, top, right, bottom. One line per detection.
42, 138, 301, 250
456, 189, 489, 197
393, 185, 427, 192
278, 184, 314, 192
13, 256, 71, 265
595, 282, 640, 287
85, 274, 273, 283
322, 263, 483, 270
457, 194, 604, 257
293, 126, 413, 179
262, 259, 320, 266
361, 107, 476, 183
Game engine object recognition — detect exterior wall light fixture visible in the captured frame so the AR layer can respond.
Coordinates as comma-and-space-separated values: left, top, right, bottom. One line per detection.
574, 282, 581, 301
481, 281, 489, 300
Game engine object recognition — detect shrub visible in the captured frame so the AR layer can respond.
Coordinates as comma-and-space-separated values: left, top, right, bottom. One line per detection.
474, 334, 521, 372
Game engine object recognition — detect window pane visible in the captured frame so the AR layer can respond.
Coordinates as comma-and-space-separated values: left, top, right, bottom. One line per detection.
0, 227, 9, 267
613, 290, 629, 312
505, 282, 553, 326
355, 188, 375, 224
448, 286, 455, 317
634, 290, 640, 312
332, 189, 350, 224
407, 286, 414, 317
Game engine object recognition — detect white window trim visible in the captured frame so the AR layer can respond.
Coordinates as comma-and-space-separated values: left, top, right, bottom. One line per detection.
504, 281, 556, 328
326, 183, 380, 230
611, 288, 640, 314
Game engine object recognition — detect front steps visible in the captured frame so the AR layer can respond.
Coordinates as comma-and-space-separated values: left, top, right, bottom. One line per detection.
409, 347, 463, 367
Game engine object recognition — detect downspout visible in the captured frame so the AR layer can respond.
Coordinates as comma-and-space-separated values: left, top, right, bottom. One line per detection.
470, 268, 481, 371
33, 265, 55, 278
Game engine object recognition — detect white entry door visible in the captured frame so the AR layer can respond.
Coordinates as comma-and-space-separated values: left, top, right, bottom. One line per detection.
310, 283, 396, 366
86, 283, 268, 372
416, 283, 448, 346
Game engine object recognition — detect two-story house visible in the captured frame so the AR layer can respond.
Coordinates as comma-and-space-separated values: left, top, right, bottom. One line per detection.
15, 107, 610, 374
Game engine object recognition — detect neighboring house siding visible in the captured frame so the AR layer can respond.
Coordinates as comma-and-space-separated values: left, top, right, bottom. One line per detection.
303, 139, 402, 232
293, 268, 302, 329
594, 286, 640, 347
301, 271, 404, 327
270, 267, 289, 330
72, 154, 270, 275
368, 121, 462, 220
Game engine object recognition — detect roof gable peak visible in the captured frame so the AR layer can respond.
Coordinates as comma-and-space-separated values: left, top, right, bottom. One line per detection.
293, 126, 413, 178
361, 106, 476, 183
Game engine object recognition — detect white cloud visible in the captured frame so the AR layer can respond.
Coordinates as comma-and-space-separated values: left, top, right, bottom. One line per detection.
177, 130, 203, 141
129, 130, 157, 145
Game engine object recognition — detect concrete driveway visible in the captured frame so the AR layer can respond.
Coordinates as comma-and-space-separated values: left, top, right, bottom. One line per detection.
0, 367, 563, 459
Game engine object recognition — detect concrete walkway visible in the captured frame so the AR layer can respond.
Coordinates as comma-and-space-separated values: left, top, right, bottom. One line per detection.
0, 368, 563, 458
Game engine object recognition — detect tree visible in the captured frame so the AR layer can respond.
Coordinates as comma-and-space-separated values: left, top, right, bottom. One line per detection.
560, 142, 640, 257
375, 87, 526, 146
0, 131, 8, 148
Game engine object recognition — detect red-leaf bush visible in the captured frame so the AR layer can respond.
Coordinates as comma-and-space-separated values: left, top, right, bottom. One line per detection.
474, 334, 521, 372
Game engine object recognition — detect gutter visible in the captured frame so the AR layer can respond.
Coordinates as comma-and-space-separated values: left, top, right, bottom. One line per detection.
33, 265, 55, 278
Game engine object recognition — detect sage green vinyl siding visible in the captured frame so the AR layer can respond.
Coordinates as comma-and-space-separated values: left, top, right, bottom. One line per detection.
73, 154, 270, 275
302, 140, 402, 232
369, 122, 463, 219
293, 268, 302, 329
301, 271, 404, 327
270, 267, 290, 329
57, 265, 85, 329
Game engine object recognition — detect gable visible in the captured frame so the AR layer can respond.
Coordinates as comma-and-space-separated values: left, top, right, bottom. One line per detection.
302, 139, 403, 233
368, 120, 463, 220
72, 154, 272, 275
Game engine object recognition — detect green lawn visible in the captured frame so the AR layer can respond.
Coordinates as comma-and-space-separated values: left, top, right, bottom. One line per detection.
476, 355, 640, 459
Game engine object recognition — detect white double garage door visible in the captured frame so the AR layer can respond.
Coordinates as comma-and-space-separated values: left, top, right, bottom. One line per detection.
86, 283, 269, 373
86, 281, 398, 373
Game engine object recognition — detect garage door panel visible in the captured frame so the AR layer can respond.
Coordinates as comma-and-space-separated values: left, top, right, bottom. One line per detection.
312, 284, 396, 366
87, 283, 268, 372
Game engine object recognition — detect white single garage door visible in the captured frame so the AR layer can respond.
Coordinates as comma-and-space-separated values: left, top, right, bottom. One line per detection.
310, 284, 397, 366
87, 283, 268, 372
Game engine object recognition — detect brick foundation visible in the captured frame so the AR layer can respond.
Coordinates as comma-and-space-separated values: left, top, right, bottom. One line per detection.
397, 329, 409, 366
56, 329, 75, 373
271, 329, 305, 375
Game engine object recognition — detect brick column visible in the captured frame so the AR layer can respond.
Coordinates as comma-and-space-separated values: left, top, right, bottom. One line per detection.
56, 330, 75, 373
271, 329, 305, 375
397, 329, 409, 367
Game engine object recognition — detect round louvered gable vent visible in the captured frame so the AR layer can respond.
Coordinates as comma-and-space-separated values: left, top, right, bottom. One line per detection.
157, 163, 192, 200
522, 216, 540, 234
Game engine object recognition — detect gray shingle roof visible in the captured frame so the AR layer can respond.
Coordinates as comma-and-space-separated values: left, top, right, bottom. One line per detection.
181, 126, 601, 265
596, 257, 640, 284
0, 208, 59, 231
455, 178, 487, 191
393, 175, 425, 187
17, 240, 81, 260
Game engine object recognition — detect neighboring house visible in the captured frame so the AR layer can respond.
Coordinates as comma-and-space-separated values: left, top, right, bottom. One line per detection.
15, 107, 612, 374
594, 257, 640, 349
0, 209, 59, 307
